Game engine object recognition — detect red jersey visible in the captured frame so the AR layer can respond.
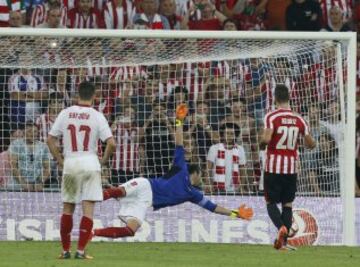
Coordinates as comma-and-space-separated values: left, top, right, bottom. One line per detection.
264, 108, 309, 174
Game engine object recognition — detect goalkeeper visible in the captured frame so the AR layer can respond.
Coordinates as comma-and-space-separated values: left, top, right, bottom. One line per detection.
93, 104, 254, 239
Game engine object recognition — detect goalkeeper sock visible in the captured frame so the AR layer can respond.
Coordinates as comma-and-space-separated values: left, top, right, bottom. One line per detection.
267, 203, 284, 230
60, 214, 73, 252
77, 216, 93, 251
103, 187, 125, 200
94, 227, 135, 238
281, 207, 293, 233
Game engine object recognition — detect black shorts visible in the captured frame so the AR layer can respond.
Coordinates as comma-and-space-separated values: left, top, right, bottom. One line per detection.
264, 172, 297, 204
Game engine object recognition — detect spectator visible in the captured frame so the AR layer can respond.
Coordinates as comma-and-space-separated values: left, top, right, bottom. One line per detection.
220, 0, 246, 19
203, 76, 231, 129
263, 0, 291, 30
35, 92, 64, 143
0, 130, 23, 190
321, 5, 351, 32
189, 101, 215, 162
8, 69, 48, 129
222, 18, 238, 30
183, 131, 201, 166
321, 100, 342, 145
207, 123, 247, 193
35, 92, 64, 188
31, 0, 66, 28
37, 3, 66, 28
286, 0, 322, 31
234, 0, 266, 30
159, 0, 182, 29
111, 105, 141, 185
9, 123, 51, 191
309, 133, 339, 194
301, 104, 330, 194
67, 0, 104, 28
143, 101, 175, 177
103, 0, 136, 29
186, 2, 227, 30
133, 0, 170, 29
0, 0, 25, 27
9, 10, 25, 27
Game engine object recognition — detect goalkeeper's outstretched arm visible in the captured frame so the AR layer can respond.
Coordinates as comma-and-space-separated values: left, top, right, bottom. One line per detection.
213, 204, 254, 220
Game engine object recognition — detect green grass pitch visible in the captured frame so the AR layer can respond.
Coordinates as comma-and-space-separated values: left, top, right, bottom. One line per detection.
0, 241, 359, 267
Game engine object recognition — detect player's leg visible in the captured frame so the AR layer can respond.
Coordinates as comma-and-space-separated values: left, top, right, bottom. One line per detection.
264, 173, 288, 249
59, 172, 79, 259
94, 178, 151, 238
264, 173, 283, 229
280, 174, 297, 249
59, 202, 75, 259
94, 218, 141, 238
75, 171, 103, 259
75, 200, 95, 259
103, 185, 126, 200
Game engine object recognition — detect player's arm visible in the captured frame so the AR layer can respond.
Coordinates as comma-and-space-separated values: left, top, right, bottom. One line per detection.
98, 113, 116, 166
304, 134, 316, 150
100, 137, 116, 166
193, 194, 253, 220
47, 135, 64, 168
172, 104, 189, 168
259, 128, 273, 150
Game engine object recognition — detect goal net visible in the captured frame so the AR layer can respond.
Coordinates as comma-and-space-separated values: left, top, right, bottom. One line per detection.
0, 29, 356, 245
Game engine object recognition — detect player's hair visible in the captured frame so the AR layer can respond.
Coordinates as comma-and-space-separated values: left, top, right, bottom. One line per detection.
188, 164, 201, 175
219, 123, 240, 138
49, 92, 64, 103
78, 81, 96, 101
274, 84, 290, 104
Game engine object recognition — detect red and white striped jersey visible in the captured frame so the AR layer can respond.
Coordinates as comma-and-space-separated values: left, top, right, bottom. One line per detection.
263, 108, 310, 174
31, 3, 67, 27
103, 0, 135, 29
183, 62, 208, 102
67, 7, 104, 28
112, 124, 140, 172
36, 113, 55, 142
319, 0, 354, 26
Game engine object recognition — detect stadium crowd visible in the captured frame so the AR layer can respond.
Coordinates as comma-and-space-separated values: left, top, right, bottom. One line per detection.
0, 0, 358, 197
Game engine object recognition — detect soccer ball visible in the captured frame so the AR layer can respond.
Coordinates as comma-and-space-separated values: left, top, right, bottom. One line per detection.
288, 221, 299, 238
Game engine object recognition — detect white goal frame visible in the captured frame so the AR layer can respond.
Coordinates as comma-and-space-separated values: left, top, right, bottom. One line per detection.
0, 28, 356, 246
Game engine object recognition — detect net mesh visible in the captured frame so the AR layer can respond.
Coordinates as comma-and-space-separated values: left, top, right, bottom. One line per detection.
0, 33, 347, 243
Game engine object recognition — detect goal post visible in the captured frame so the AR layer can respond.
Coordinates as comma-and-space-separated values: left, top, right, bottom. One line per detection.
0, 28, 356, 246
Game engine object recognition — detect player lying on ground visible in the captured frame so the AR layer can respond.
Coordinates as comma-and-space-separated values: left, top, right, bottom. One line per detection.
260, 84, 316, 250
93, 104, 254, 239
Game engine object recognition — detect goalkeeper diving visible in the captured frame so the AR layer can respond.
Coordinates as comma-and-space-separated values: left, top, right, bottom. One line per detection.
93, 104, 254, 239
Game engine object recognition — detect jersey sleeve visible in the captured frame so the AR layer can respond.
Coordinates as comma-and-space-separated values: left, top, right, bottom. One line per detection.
173, 146, 187, 170
238, 145, 247, 165
98, 113, 113, 142
206, 145, 216, 163
49, 110, 65, 137
190, 189, 217, 212
263, 112, 273, 129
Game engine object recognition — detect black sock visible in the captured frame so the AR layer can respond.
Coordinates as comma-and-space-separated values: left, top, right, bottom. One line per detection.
267, 203, 283, 230
281, 206, 293, 232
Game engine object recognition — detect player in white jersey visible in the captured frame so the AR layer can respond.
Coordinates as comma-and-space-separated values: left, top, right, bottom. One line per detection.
47, 81, 116, 260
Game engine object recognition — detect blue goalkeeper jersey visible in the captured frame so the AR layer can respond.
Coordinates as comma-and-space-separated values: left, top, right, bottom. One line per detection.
149, 146, 217, 212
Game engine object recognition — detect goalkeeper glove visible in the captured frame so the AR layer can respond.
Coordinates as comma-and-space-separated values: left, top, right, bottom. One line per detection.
175, 103, 188, 126
230, 204, 254, 220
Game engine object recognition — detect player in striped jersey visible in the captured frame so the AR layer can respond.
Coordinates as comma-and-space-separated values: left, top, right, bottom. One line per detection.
260, 84, 316, 250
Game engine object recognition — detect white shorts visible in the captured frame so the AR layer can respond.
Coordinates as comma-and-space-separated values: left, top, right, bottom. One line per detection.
118, 178, 153, 225
61, 170, 103, 204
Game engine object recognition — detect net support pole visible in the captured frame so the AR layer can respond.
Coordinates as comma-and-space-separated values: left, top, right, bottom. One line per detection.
339, 34, 357, 246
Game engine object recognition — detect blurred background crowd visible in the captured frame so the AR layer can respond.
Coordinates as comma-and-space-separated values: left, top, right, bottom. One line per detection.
0, 0, 358, 197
